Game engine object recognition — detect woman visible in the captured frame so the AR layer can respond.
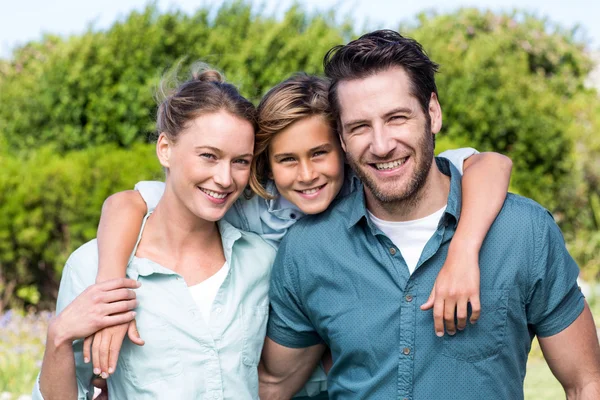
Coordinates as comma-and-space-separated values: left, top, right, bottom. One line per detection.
89, 74, 512, 398
34, 66, 277, 399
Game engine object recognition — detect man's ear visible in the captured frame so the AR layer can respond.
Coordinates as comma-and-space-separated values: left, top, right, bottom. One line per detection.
156, 132, 172, 169
428, 93, 442, 135
338, 130, 347, 153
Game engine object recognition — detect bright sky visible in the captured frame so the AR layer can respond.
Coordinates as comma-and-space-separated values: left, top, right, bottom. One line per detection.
1, 0, 598, 59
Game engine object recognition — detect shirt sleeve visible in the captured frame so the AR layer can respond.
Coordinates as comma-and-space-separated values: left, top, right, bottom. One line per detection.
267, 233, 323, 348
527, 210, 585, 337
32, 261, 96, 400
437, 147, 479, 175
134, 181, 165, 211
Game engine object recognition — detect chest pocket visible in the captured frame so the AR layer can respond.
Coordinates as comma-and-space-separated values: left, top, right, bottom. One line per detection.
121, 317, 183, 387
241, 305, 269, 366
441, 290, 509, 363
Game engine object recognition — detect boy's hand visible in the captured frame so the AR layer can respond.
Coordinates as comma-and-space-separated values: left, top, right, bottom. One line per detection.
83, 319, 144, 378
420, 246, 481, 336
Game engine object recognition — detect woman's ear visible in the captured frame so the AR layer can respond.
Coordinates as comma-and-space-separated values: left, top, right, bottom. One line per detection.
156, 132, 172, 169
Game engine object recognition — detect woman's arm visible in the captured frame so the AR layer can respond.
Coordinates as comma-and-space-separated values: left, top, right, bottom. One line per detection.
85, 190, 149, 378
422, 151, 513, 336
38, 278, 139, 400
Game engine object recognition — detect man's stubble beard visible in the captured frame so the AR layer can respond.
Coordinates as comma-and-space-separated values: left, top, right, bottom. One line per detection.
346, 120, 435, 213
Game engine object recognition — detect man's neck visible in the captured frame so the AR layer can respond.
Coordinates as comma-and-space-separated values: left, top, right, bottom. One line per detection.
366, 160, 450, 222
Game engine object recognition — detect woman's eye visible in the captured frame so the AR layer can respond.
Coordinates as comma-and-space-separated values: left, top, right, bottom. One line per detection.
234, 159, 250, 165
279, 157, 295, 163
200, 153, 217, 160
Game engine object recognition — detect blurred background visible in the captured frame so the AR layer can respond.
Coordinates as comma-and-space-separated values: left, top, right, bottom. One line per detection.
1, 0, 599, 398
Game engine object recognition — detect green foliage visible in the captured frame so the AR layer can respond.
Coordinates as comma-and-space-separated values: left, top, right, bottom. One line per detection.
0, 144, 162, 309
0, 2, 347, 152
0, 3, 599, 305
409, 9, 595, 217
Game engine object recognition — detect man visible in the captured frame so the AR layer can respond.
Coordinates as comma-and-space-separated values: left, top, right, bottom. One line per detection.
258, 30, 600, 399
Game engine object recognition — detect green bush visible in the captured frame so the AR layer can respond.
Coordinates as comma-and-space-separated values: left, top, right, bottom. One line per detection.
0, 144, 162, 310
0, 2, 347, 152
1, 3, 599, 306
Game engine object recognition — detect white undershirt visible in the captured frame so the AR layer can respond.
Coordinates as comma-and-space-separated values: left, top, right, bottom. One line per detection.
188, 261, 229, 323
368, 206, 447, 275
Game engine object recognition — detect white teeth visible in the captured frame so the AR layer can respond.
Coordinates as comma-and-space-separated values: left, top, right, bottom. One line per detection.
200, 188, 228, 199
300, 185, 324, 195
375, 158, 406, 170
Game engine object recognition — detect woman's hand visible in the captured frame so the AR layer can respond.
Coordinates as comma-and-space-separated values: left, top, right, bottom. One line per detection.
48, 278, 140, 348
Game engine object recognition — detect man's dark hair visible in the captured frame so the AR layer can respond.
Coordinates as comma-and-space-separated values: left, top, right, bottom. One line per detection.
323, 30, 440, 125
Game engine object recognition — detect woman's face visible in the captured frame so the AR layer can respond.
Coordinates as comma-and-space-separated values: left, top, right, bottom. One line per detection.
268, 115, 345, 215
159, 110, 254, 222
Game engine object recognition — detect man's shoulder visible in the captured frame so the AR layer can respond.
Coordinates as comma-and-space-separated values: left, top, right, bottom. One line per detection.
500, 193, 552, 221
491, 193, 557, 243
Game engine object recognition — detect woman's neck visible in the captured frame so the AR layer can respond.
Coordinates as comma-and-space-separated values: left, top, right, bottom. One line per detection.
136, 186, 224, 273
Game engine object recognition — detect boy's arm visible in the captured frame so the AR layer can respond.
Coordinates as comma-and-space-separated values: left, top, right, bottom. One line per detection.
86, 190, 148, 378
422, 151, 512, 336
35, 275, 139, 400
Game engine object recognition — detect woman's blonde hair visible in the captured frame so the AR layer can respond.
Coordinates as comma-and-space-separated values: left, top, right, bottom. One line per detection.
249, 73, 334, 199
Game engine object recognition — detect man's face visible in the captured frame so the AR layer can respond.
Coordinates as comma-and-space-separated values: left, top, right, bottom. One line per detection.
337, 66, 442, 210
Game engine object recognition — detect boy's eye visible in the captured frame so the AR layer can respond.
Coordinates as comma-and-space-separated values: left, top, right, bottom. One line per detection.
313, 150, 328, 157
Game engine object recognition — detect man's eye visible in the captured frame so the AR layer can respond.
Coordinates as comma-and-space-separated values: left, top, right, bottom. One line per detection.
390, 115, 407, 122
351, 124, 367, 133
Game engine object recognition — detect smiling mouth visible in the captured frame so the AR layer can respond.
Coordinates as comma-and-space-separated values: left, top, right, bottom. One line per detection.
198, 187, 230, 200
372, 157, 409, 171
296, 183, 326, 195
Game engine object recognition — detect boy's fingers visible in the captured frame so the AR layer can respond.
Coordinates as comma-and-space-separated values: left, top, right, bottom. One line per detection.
127, 319, 145, 346
470, 296, 481, 324
420, 287, 435, 311
444, 301, 457, 335
99, 278, 141, 292
83, 335, 93, 364
92, 333, 102, 376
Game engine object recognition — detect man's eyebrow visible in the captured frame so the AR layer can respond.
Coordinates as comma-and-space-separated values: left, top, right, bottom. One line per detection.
383, 107, 413, 118
342, 107, 414, 131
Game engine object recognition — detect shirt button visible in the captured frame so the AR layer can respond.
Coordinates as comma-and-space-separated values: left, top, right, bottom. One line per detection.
290, 213, 296, 219
405, 295, 413, 302
403, 347, 411, 355
213, 393, 220, 399
389, 247, 397, 255
215, 307, 222, 314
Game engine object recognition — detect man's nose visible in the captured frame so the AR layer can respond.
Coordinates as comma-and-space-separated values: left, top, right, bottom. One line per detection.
370, 126, 395, 158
